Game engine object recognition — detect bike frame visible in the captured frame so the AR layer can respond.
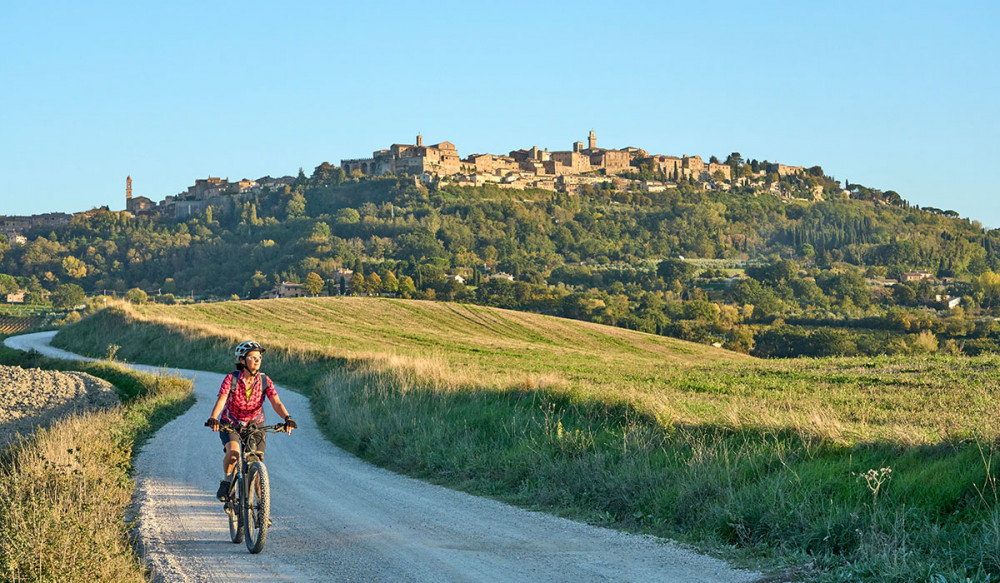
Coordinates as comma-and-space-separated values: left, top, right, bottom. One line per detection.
219, 421, 286, 553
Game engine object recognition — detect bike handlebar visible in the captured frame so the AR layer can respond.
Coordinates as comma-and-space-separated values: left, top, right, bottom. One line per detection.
209, 420, 288, 433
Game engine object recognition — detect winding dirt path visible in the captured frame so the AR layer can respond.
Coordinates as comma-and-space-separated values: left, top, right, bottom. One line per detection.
5, 331, 759, 582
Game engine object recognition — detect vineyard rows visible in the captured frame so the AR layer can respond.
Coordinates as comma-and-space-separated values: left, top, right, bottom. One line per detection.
0, 315, 43, 335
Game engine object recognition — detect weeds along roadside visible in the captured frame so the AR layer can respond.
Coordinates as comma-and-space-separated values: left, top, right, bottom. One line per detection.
0, 341, 194, 582
51, 304, 1000, 581
314, 363, 1000, 582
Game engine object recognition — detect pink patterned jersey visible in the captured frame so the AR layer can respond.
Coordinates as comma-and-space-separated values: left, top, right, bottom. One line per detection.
218, 371, 277, 424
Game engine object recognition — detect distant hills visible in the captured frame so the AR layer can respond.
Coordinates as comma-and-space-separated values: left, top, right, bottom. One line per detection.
1, 157, 998, 357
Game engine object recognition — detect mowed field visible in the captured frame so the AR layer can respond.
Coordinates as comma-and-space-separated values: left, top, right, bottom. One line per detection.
59, 297, 1000, 446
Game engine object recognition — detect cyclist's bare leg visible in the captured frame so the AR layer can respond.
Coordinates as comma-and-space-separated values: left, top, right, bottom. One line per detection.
223, 440, 240, 476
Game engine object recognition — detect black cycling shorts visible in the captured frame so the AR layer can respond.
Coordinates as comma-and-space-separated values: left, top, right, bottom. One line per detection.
219, 427, 267, 459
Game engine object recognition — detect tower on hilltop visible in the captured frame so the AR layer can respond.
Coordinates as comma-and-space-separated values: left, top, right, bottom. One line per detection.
126, 175, 132, 201
588, 130, 596, 150
416, 134, 423, 147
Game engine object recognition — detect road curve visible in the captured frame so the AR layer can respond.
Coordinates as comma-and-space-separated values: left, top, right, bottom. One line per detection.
6, 331, 760, 583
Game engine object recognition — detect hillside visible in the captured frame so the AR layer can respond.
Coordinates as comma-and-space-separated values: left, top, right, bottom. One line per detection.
56, 297, 998, 445
56, 297, 747, 422
52, 297, 1000, 580
6, 173, 1000, 358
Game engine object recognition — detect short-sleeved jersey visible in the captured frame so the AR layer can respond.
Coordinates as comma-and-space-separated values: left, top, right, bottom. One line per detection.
218, 370, 277, 425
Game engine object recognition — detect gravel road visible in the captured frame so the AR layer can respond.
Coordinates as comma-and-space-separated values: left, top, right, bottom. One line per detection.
5, 331, 760, 583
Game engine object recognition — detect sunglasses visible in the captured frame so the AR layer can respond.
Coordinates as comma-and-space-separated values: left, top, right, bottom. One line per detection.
245, 355, 262, 362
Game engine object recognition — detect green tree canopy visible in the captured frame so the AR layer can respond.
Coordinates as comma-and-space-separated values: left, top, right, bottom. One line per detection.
304, 272, 324, 295
125, 288, 148, 305
657, 259, 695, 284
51, 283, 85, 310
0, 273, 17, 295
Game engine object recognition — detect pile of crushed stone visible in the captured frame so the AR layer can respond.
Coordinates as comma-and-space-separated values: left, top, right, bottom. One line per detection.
0, 364, 120, 445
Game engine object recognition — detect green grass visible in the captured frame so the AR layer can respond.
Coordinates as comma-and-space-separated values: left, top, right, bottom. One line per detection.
0, 342, 194, 582
0, 304, 51, 316
51, 298, 1000, 581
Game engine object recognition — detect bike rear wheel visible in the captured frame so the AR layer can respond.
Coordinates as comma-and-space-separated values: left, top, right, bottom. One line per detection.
227, 474, 243, 543
243, 460, 270, 554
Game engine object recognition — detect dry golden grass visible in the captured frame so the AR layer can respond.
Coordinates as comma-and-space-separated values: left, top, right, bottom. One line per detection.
77, 297, 1000, 446
0, 408, 145, 582
0, 350, 193, 582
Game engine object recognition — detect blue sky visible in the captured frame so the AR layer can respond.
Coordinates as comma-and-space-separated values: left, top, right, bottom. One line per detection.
2, 1, 998, 225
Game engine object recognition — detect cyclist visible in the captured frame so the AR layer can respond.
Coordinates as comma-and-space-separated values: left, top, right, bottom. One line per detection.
206, 340, 296, 501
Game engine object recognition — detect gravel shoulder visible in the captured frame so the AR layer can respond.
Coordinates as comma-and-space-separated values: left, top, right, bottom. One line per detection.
5, 332, 761, 583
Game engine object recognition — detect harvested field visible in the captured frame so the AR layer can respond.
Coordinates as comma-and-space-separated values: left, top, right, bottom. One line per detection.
0, 364, 120, 445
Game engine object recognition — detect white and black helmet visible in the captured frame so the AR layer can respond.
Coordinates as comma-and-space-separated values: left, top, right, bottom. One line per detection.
234, 340, 265, 359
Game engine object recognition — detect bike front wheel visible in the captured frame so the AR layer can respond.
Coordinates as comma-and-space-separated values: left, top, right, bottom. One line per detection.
243, 460, 270, 554
227, 474, 243, 544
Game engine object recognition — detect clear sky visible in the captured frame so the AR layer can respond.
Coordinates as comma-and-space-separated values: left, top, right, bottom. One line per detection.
2, 1, 998, 225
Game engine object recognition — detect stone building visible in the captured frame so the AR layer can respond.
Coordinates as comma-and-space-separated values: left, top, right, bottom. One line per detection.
682, 155, 705, 174
0, 213, 70, 240
900, 271, 934, 282
589, 149, 630, 173
184, 176, 229, 199
0, 216, 31, 241
261, 281, 306, 299
256, 176, 296, 191
509, 146, 550, 164
234, 178, 259, 193
345, 132, 635, 181
569, 131, 631, 173
332, 268, 354, 294
342, 135, 462, 177
651, 155, 683, 177
125, 175, 158, 215
706, 163, 732, 180
549, 150, 593, 174
126, 196, 156, 214
465, 153, 517, 174
768, 163, 805, 177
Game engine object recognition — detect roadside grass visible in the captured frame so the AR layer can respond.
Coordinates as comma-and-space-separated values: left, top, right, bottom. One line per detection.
51, 298, 1000, 581
0, 342, 194, 582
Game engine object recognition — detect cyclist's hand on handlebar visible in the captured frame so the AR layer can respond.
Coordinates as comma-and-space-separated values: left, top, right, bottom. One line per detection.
205, 418, 220, 431
284, 416, 297, 434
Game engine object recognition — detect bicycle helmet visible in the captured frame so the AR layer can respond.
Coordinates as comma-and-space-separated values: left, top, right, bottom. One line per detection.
234, 340, 266, 359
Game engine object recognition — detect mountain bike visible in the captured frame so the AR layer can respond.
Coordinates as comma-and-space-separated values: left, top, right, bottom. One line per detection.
217, 421, 287, 554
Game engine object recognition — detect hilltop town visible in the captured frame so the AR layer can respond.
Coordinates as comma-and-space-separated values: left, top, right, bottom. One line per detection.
0, 174, 296, 242
0, 131, 833, 241
0, 130, 985, 362
342, 131, 821, 196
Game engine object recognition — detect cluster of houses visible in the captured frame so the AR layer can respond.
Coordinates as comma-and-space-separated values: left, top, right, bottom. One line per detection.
341, 132, 807, 195
0, 212, 74, 244
0, 174, 297, 242
125, 174, 297, 219
864, 270, 961, 309
2, 132, 823, 244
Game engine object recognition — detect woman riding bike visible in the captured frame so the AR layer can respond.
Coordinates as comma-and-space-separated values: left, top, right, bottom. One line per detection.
206, 340, 296, 501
